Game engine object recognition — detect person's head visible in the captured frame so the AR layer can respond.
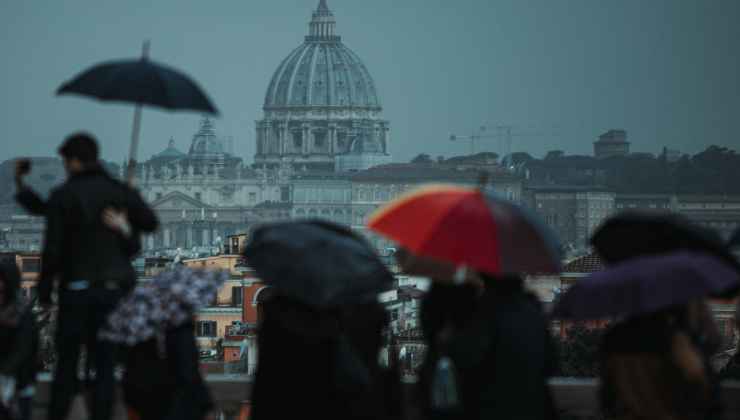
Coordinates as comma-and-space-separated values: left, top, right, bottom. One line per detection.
58, 132, 99, 174
600, 313, 710, 420
0, 261, 21, 308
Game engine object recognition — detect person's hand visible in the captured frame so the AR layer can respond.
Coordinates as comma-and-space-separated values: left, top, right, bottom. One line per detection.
102, 207, 132, 238
396, 248, 484, 289
14, 159, 31, 188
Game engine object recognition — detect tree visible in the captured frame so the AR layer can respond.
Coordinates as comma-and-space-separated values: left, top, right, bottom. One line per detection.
410, 153, 433, 164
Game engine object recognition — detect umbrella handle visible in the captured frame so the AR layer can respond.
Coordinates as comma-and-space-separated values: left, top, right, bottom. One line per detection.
126, 104, 142, 185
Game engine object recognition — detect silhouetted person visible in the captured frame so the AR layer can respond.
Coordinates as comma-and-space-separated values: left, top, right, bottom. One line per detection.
100, 210, 214, 420
396, 250, 557, 420
0, 261, 38, 420
39, 133, 158, 420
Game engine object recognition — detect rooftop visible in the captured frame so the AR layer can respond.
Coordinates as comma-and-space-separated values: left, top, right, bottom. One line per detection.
562, 253, 605, 273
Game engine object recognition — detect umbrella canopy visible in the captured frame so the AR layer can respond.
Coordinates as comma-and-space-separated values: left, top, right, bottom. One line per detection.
367, 185, 561, 275
99, 266, 226, 346
591, 210, 735, 267
243, 220, 394, 308
551, 252, 740, 321
57, 58, 218, 115
57, 42, 219, 184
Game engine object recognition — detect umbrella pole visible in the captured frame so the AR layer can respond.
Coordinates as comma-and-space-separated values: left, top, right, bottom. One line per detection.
125, 41, 150, 186
126, 104, 142, 185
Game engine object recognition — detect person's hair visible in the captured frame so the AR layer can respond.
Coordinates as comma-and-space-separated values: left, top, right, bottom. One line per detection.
600, 315, 711, 420
58, 132, 99, 164
0, 261, 21, 307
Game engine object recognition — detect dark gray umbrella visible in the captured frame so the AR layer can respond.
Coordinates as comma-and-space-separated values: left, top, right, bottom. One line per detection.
551, 252, 740, 320
591, 210, 735, 268
244, 220, 394, 308
57, 41, 218, 183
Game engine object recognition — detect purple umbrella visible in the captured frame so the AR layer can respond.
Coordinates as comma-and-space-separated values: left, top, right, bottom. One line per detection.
551, 252, 740, 320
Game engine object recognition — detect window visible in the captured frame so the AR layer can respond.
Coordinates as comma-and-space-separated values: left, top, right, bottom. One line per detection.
292, 131, 303, 148
156, 193, 163, 200
232, 286, 243, 306
281, 187, 290, 202
195, 192, 202, 202
249, 192, 257, 203
195, 321, 217, 337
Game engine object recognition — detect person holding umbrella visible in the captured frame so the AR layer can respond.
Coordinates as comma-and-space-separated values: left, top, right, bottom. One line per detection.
244, 220, 401, 420
589, 211, 740, 417
552, 252, 740, 420
368, 184, 562, 420
38, 133, 158, 420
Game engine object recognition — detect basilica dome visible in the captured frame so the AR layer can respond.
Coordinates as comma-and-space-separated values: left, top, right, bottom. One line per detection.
263, 0, 381, 111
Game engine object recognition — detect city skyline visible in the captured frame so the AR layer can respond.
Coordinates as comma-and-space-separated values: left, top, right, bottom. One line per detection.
1, 0, 739, 164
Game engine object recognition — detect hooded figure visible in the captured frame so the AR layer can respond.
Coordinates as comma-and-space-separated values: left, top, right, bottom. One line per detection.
251, 294, 402, 420
418, 275, 558, 420
0, 261, 39, 420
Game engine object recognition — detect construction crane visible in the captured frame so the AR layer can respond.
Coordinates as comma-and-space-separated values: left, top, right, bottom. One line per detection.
450, 124, 564, 160
449, 126, 499, 155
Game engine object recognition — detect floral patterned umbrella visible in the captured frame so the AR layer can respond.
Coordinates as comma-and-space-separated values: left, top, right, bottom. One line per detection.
99, 266, 227, 346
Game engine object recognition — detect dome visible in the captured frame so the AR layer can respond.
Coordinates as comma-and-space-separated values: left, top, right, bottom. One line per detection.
154, 138, 186, 159
263, 1, 381, 110
189, 117, 225, 157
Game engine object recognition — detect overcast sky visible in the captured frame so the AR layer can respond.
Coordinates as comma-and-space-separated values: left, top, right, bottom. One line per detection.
1, 0, 738, 163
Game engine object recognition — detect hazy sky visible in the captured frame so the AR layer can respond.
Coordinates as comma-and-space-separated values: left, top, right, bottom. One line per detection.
1, 0, 738, 164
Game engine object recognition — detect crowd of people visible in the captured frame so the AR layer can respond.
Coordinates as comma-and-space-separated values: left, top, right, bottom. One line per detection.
1, 132, 740, 420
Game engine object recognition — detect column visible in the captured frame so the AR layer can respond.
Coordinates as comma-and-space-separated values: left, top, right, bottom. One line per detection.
203, 228, 210, 247
163, 226, 171, 248
255, 125, 262, 156
147, 234, 154, 250
187, 226, 193, 248
280, 123, 288, 155
329, 124, 336, 155
302, 123, 310, 155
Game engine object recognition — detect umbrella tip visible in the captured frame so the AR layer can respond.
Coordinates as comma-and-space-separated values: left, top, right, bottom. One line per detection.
142, 40, 151, 60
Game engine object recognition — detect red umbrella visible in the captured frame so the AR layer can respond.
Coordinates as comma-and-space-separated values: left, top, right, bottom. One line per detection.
367, 185, 561, 275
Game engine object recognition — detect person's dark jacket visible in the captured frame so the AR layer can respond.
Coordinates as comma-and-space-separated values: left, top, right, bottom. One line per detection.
419, 278, 558, 420
123, 322, 214, 420
251, 295, 402, 420
0, 262, 38, 390
38, 165, 157, 303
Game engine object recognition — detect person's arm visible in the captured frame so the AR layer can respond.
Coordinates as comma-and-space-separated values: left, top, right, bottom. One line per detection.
14, 188, 47, 216
124, 187, 159, 233
13, 159, 47, 216
102, 208, 142, 258
38, 191, 66, 305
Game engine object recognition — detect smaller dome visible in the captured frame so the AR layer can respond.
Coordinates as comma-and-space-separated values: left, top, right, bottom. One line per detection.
189, 117, 225, 157
154, 138, 186, 159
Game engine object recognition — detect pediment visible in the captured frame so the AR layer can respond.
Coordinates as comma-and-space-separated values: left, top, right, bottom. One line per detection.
152, 191, 212, 210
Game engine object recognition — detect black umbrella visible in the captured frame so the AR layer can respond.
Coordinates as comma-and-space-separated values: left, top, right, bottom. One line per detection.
591, 210, 737, 269
244, 220, 394, 308
551, 252, 740, 320
57, 41, 218, 183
